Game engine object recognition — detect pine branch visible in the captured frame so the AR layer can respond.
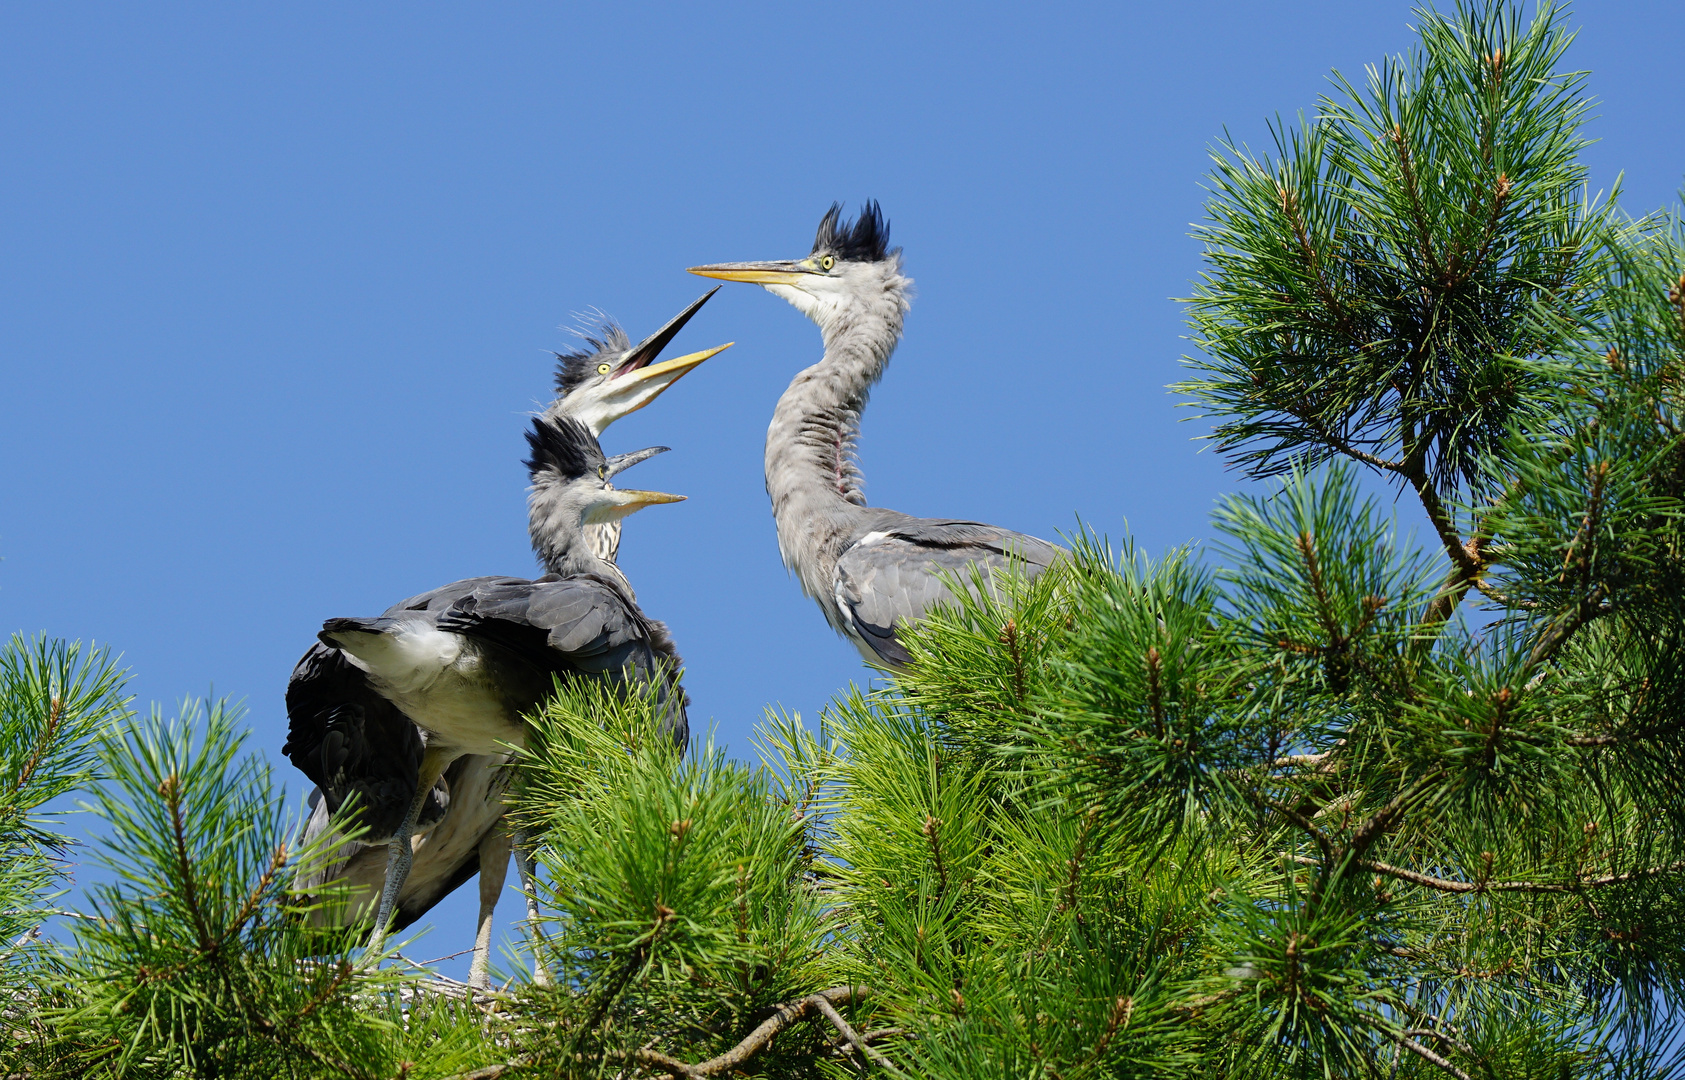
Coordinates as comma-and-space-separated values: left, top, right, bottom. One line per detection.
1277, 182, 1350, 332
1524, 584, 1610, 670
1302, 417, 1406, 472
1345, 770, 1445, 865
13, 696, 62, 792
923, 815, 949, 897
1387, 123, 1446, 282
1392, 1031, 1473, 1080
812, 992, 905, 1077
1254, 794, 1334, 864
1405, 1025, 1479, 1061
221, 843, 287, 946
657, 987, 870, 1077
1408, 468, 1485, 626
158, 773, 214, 956
447, 987, 881, 1080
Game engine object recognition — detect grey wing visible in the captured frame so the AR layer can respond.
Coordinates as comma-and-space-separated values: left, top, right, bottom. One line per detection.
835, 520, 1061, 668
382, 576, 528, 618
438, 577, 647, 671
438, 577, 688, 747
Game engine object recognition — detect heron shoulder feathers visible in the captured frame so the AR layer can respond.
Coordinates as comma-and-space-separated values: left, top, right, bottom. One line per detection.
833, 517, 1063, 668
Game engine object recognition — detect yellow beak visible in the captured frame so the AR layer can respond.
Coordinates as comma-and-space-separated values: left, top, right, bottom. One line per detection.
619, 342, 733, 388
687, 260, 812, 286
616, 490, 687, 507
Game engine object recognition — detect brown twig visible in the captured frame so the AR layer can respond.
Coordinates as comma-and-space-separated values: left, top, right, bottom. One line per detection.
1346, 771, 1444, 865
635, 985, 875, 1078
444, 987, 884, 1080
1388, 125, 1445, 282
1289, 853, 1685, 894
222, 844, 288, 946
1394, 1033, 1472, 1080
1277, 183, 1350, 332
1357, 1011, 1475, 1079
1060, 806, 1101, 915
159, 774, 214, 956
1406, 1026, 1478, 1060
1000, 618, 1026, 705
442, 1061, 528, 1080
1084, 995, 1134, 1066
281, 959, 353, 1030
1255, 794, 1334, 864
1145, 646, 1166, 738
1530, 579, 1612, 668
1566, 718, 1673, 747
812, 992, 905, 1076
15, 696, 62, 791
923, 815, 948, 897
1302, 418, 1406, 472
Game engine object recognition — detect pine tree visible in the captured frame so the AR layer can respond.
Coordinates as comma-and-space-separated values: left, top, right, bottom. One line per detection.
0, 635, 126, 967
4, 2, 1684, 1077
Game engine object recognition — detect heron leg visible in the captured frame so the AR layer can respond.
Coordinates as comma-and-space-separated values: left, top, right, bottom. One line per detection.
513, 828, 551, 987
468, 820, 511, 991
367, 744, 451, 958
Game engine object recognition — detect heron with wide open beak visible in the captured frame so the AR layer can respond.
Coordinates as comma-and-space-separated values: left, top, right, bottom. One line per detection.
551, 286, 734, 437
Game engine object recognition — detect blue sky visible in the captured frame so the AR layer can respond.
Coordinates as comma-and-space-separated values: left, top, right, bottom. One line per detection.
4, 1, 1682, 980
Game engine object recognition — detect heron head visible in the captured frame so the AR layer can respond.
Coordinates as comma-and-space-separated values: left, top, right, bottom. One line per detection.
525, 415, 685, 551
687, 202, 906, 330
550, 289, 731, 436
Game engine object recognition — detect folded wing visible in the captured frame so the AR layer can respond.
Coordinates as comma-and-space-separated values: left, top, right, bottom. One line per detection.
835, 517, 1061, 667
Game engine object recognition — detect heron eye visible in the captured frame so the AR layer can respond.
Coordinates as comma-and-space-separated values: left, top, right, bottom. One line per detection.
597, 464, 606, 479
597, 363, 611, 374
821, 255, 836, 271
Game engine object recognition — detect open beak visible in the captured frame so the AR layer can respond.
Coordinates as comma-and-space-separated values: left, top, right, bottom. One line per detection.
604, 445, 669, 479
616, 287, 719, 375
614, 341, 732, 393
687, 260, 815, 285
593, 288, 733, 421
586, 488, 687, 524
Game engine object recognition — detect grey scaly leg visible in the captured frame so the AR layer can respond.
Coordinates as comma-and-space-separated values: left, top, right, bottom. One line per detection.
367, 746, 451, 958
468, 822, 511, 991
513, 828, 551, 986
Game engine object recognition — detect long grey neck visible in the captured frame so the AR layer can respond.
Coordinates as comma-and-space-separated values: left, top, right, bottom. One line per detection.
529, 496, 636, 600
764, 263, 910, 627
541, 401, 623, 567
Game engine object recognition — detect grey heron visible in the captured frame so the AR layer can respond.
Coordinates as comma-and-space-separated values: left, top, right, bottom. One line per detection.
286, 413, 689, 968
287, 293, 725, 986
545, 287, 729, 563
690, 202, 1060, 667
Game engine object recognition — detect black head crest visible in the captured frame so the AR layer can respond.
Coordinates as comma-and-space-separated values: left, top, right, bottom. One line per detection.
525, 414, 605, 483
811, 201, 891, 263
552, 321, 633, 397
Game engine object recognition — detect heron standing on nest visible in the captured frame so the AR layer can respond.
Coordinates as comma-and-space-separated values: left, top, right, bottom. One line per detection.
287, 295, 722, 985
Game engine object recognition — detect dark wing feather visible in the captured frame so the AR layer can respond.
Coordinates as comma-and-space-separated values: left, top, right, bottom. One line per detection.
436, 577, 642, 670
283, 580, 520, 841
383, 576, 528, 618
835, 518, 1061, 668
437, 576, 689, 746
284, 643, 446, 842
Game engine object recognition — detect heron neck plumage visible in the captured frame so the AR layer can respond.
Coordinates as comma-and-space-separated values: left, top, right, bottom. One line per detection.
764, 261, 910, 625
528, 500, 638, 600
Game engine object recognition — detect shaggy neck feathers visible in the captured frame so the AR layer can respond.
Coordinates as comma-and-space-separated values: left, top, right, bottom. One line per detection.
764, 256, 912, 624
